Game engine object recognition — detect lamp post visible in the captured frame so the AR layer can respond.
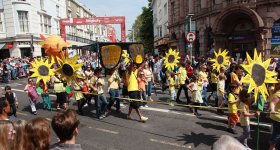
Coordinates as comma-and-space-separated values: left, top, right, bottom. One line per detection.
128, 29, 135, 42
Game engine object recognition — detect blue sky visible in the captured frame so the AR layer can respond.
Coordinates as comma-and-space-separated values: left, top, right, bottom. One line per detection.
79, 0, 148, 41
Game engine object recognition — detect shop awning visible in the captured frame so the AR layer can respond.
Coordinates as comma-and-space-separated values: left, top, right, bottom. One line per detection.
0, 43, 6, 50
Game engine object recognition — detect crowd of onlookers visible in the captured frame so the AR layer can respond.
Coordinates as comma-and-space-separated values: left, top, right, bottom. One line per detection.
0, 96, 82, 150
0, 57, 31, 83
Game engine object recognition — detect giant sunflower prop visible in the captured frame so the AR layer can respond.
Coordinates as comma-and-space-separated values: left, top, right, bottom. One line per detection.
241, 49, 278, 102
122, 50, 130, 65
56, 54, 84, 83
210, 49, 230, 72
30, 57, 55, 85
163, 48, 180, 70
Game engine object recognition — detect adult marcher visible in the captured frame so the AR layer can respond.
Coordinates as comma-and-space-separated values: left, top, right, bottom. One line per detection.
127, 63, 148, 122
153, 56, 163, 84
50, 109, 82, 150
107, 64, 122, 113
0, 120, 16, 150
24, 78, 39, 115
23, 117, 51, 150
269, 83, 280, 150
199, 64, 209, 106
0, 97, 10, 120
2, 64, 9, 84
143, 63, 154, 101
176, 62, 191, 104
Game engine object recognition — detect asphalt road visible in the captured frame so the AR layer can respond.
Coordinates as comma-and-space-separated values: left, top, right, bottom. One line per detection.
0, 78, 274, 150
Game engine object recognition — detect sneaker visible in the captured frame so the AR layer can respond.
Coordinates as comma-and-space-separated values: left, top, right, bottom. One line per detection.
84, 103, 88, 107
140, 116, 148, 122
144, 105, 149, 108
57, 107, 61, 111
127, 115, 132, 120
33, 112, 37, 115
98, 116, 104, 120
226, 128, 237, 134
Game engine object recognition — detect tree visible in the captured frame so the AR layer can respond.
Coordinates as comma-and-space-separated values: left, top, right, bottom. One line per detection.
130, 0, 154, 52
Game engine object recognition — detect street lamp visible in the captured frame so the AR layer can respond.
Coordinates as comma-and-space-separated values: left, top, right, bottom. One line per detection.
128, 29, 135, 42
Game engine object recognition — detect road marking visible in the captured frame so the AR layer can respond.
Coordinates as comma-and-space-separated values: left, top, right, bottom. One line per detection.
96, 128, 119, 134
212, 115, 272, 128
17, 112, 28, 116
150, 139, 192, 149
142, 107, 194, 117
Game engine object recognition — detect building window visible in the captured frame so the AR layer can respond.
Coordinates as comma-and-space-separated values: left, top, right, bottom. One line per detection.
159, 9, 162, 21
68, 10, 72, 18
171, 2, 175, 23
40, 0, 44, 10
56, 20, 60, 34
68, 0, 71, 6
56, 5, 59, 17
40, 15, 51, 34
18, 11, 29, 33
0, 13, 3, 32
164, 3, 167, 16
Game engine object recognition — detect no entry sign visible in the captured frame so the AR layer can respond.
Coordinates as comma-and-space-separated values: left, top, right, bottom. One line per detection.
186, 32, 196, 43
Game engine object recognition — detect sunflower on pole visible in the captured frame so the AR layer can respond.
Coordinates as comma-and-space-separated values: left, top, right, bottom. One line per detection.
209, 49, 230, 72
240, 48, 278, 150
163, 48, 180, 70
30, 57, 55, 85
55, 54, 84, 84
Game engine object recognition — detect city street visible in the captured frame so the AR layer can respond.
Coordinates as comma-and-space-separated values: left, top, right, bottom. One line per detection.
1, 79, 273, 150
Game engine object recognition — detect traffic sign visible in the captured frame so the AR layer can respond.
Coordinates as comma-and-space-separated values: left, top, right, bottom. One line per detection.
186, 32, 196, 43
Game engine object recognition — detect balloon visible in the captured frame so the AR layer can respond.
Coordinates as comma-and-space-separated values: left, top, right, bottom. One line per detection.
39, 34, 71, 62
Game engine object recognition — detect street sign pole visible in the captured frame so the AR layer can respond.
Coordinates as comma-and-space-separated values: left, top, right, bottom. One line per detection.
190, 43, 192, 64
189, 16, 192, 63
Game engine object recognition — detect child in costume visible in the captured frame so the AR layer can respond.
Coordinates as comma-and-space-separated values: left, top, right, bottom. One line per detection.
187, 75, 203, 117
227, 84, 240, 134
39, 80, 51, 111
168, 72, 176, 102
5, 86, 18, 117
238, 89, 259, 149
217, 67, 227, 114
138, 71, 147, 106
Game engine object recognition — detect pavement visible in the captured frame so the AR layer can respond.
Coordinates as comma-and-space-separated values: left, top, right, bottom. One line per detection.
0, 78, 274, 150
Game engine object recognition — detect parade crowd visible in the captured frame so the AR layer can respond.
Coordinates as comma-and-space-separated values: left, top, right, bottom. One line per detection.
0, 52, 280, 150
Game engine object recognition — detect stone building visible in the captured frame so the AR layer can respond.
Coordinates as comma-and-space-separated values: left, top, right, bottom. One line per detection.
152, 0, 169, 53
193, 0, 280, 59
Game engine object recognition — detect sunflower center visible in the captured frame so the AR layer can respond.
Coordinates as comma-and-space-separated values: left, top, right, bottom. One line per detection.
62, 64, 74, 76
38, 65, 49, 76
168, 55, 175, 63
217, 55, 224, 64
252, 64, 265, 86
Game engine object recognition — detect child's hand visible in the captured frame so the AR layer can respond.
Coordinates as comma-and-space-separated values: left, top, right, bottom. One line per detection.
255, 111, 260, 116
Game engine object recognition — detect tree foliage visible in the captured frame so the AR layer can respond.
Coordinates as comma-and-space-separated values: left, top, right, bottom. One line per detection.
130, 0, 154, 52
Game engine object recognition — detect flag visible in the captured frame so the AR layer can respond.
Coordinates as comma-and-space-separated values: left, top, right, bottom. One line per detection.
257, 94, 265, 111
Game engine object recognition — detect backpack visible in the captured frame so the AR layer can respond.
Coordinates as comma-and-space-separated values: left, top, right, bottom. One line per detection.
28, 86, 39, 101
